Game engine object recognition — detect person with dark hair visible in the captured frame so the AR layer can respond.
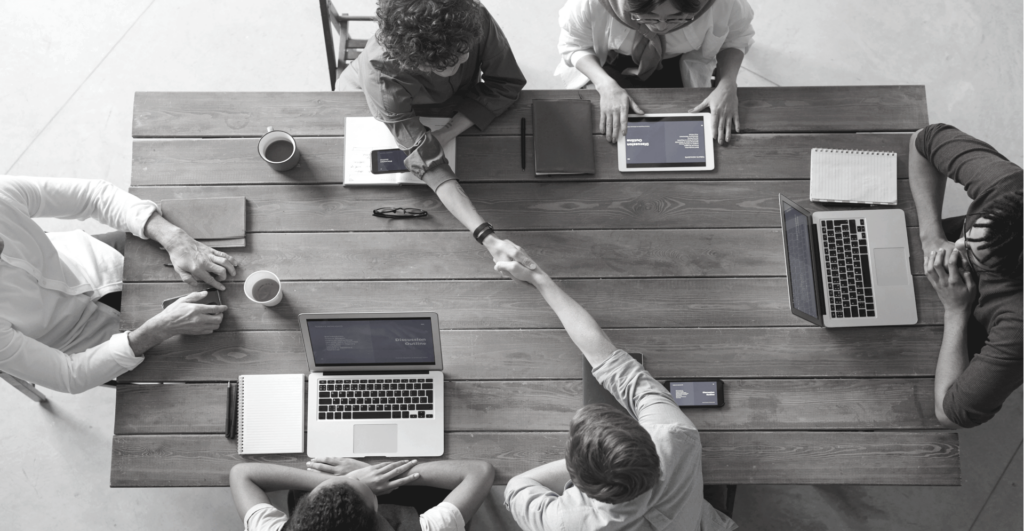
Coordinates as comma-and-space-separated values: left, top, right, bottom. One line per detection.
557, 0, 754, 144
499, 258, 736, 530
231, 458, 494, 531
909, 123, 1022, 429
339, 0, 533, 273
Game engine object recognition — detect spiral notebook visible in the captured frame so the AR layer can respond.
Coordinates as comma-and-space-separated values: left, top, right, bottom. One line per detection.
237, 374, 305, 455
809, 148, 898, 205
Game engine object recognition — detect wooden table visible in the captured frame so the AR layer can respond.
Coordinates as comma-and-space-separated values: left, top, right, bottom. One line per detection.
112, 86, 960, 488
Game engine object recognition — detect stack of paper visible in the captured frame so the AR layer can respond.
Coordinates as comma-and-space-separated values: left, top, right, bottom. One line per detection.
809, 148, 897, 205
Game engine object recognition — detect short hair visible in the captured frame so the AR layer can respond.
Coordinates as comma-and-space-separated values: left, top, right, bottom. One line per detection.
376, 0, 484, 72
283, 483, 376, 531
565, 404, 661, 504
626, 0, 702, 14
970, 188, 1023, 283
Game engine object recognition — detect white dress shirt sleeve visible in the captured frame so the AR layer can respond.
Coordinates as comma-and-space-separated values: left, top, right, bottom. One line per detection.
0, 323, 142, 394
0, 176, 158, 239
721, 0, 755, 55
558, 0, 599, 68
504, 477, 564, 531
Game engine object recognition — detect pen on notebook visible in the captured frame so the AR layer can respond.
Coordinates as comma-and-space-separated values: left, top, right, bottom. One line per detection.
520, 117, 526, 170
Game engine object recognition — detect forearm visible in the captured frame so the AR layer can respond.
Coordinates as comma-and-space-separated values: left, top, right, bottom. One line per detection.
933, 311, 970, 427
433, 113, 475, 147
714, 48, 744, 86
408, 460, 494, 522
534, 276, 618, 366
575, 53, 618, 91
513, 459, 569, 494
126, 316, 172, 357
433, 180, 487, 233
143, 212, 190, 250
908, 130, 949, 245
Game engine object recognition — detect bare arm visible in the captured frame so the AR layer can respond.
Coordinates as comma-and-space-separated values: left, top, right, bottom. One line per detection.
143, 212, 240, 291
908, 129, 953, 253
433, 180, 537, 270
510, 459, 570, 494
933, 309, 970, 428
405, 460, 495, 523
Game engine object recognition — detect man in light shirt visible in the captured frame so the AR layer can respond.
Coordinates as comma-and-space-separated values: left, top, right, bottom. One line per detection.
230, 457, 494, 531
0, 175, 239, 393
497, 257, 737, 531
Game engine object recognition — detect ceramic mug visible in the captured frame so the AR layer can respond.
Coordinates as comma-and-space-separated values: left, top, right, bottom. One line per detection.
244, 270, 283, 307
258, 127, 301, 171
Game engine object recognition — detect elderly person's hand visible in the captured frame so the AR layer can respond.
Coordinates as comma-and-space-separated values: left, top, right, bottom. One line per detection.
166, 235, 239, 291
689, 81, 739, 144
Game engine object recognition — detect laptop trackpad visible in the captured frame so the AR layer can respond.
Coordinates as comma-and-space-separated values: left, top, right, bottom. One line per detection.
873, 247, 910, 286
353, 424, 398, 455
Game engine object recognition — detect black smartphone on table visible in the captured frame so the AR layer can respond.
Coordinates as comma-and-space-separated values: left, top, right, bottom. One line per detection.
370, 148, 408, 174
664, 379, 725, 408
161, 290, 222, 309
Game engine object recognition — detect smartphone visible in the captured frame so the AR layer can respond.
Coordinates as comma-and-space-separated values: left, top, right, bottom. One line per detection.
162, 290, 222, 309
370, 148, 408, 174
665, 379, 725, 408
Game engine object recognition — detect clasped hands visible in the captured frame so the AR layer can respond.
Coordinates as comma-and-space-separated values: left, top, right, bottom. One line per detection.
924, 243, 978, 316
307, 458, 421, 495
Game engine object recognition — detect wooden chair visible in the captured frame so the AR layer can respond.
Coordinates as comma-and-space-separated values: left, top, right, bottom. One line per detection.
0, 372, 47, 402
318, 0, 374, 91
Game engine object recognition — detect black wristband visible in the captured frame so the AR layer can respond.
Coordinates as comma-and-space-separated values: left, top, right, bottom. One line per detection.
473, 222, 495, 244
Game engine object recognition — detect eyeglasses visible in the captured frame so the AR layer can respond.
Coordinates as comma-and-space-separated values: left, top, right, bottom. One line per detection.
629, 12, 697, 25
372, 207, 428, 219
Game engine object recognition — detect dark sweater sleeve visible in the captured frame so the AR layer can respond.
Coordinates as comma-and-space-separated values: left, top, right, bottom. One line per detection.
457, 8, 527, 131
943, 307, 1024, 428
914, 123, 1023, 200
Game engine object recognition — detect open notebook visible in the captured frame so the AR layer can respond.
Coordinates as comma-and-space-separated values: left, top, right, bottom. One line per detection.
809, 148, 897, 205
237, 374, 305, 455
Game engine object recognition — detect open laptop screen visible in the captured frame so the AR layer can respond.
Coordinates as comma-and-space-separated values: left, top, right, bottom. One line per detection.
306, 317, 436, 367
779, 196, 822, 325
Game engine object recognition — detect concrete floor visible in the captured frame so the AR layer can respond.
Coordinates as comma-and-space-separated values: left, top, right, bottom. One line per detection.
1, 1, 1021, 529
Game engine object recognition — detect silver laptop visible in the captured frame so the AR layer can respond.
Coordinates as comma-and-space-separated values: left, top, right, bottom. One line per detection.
778, 194, 917, 328
301, 312, 444, 458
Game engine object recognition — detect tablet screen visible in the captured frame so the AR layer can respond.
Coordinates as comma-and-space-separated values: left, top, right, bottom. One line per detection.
624, 116, 708, 169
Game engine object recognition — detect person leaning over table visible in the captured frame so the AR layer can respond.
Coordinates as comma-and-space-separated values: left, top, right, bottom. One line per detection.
339, 0, 534, 270
557, 0, 754, 145
496, 258, 737, 530
0, 175, 239, 394
230, 457, 494, 531
908, 123, 1022, 429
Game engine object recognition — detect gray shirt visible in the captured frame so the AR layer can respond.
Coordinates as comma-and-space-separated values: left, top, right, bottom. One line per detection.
504, 349, 737, 531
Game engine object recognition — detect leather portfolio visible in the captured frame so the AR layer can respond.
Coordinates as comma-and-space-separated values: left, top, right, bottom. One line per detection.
160, 197, 246, 248
533, 99, 596, 175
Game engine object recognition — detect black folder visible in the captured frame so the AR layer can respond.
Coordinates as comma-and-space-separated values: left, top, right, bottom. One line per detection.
533, 99, 595, 175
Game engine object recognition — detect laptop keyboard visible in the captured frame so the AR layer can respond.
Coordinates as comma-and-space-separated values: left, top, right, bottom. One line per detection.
821, 219, 876, 319
318, 377, 435, 420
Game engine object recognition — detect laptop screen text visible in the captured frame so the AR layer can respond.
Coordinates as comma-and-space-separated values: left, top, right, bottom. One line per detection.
307, 318, 436, 367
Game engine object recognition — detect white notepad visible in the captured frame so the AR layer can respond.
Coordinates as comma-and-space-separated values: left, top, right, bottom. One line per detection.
343, 116, 456, 186
237, 374, 305, 455
809, 148, 898, 205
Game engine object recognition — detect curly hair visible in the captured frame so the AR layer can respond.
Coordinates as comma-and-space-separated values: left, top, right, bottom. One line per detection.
376, 0, 484, 72
565, 404, 661, 504
627, 0, 702, 14
969, 188, 1022, 283
283, 483, 376, 531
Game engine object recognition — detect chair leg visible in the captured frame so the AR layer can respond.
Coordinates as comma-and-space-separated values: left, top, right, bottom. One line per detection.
725, 484, 737, 517
0, 372, 48, 402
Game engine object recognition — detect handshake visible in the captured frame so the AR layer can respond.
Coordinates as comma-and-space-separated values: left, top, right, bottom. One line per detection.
485, 237, 550, 288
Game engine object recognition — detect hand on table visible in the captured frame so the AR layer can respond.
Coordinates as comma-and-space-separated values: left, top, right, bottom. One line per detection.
484, 237, 537, 280
596, 81, 643, 143
925, 247, 977, 315
689, 81, 739, 144
344, 460, 421, 495
155, 291, 228, 336
166, 236, 240, 291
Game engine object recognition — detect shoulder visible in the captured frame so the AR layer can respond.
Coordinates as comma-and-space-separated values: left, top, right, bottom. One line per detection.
243, 503, 287, 531
419, 501, 466, 531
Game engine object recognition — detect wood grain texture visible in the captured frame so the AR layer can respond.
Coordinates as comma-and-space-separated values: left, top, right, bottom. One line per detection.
112, 378, 942, 435
130, 133, 912, 186
127, 180, 920, 232
132, 87, 927, 138
117, 326, 943, 383
124, 229, 928, 282
118, 277, 944, 331
110, 430, 958, 487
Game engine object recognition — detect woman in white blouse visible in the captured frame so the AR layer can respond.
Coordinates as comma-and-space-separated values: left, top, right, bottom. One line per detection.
557, 0, 755, 144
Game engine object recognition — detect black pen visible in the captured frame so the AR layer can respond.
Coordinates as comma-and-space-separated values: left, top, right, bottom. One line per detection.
520, 117, 526, 170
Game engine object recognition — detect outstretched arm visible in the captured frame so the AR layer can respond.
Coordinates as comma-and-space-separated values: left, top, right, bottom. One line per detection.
433, 180, 537, 271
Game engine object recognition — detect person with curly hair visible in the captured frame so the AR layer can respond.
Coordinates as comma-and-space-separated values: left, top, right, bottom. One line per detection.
557, 0, 754, 144
909, 123, 1022, 429
230, 457, 494, 531
498, 255, 736, 531
340, 0, 532, 272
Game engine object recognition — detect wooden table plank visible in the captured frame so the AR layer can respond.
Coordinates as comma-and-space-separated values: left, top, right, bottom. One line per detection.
120, 277, 943, 332
124, 229, 927, 282
130, 133, 913, 186
132, 87, 927, 138
118, 326, 943, 383
114, 378, 943, 435
110, 431, 958, 487
127, 180, 921, 231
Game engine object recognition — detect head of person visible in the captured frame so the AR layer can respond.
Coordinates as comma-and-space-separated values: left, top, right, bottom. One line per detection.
376, 0, 484, 77
283, 476, 378, 531
565, 404, 661, 504
956, 189, 1023, 285
626, 0, 703, 34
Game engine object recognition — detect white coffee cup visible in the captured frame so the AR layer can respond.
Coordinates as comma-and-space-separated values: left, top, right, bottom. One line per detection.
244, 270, 283, 306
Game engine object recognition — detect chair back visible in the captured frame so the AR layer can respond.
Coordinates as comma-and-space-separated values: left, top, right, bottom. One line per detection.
318, 0, 374, 91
